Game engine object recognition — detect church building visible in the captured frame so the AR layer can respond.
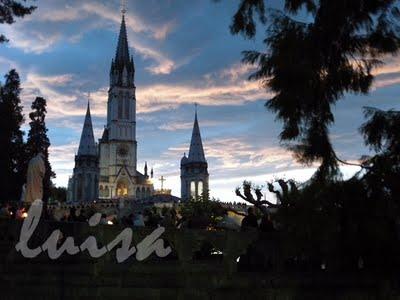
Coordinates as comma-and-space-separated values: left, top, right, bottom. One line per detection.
180, 109, 209, 201
68, 13, 154, 203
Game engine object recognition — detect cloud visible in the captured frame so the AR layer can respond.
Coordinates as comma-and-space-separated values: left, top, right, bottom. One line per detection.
1, 24, 61, 54
21, 72, 79, 116
369, 55, 400, 89
48, 142, 78, 187
79, 2, 173, 41
158, 119, 227, 131
373, 75, 400, 89
35, 4, 85, 22
136, 80, 267, 113
78, 2, 179, 74
19, 71, 107, 121
0, 0, 178, 74
164, 136, 295, 174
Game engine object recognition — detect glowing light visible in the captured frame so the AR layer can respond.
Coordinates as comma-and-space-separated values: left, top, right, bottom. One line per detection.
107, 220, 113, 225
22, 212, 28, 219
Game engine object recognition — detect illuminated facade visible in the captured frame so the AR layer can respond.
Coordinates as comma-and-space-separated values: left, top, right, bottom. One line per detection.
69, 13, 154, 202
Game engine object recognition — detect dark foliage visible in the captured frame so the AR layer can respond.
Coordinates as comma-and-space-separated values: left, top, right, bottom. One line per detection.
49, 186, 67, 203
235, 107, 400, 271
180, 192, 226, 229
26, 97, 55, 204
0, 69, 25, 202
0, 0, 36, 43
228, 0, 400, 179
361, 107, 400, 156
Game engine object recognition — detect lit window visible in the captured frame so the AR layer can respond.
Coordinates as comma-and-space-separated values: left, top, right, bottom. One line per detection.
198, 181, 203, 196
190, 181, 196, 197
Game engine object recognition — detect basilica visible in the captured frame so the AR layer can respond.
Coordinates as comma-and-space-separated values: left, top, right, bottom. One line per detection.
67, 13, 209, 203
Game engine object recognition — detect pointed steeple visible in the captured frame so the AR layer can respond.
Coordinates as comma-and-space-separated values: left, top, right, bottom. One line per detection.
110, 13, 135, 88
144, 161, 148, 176
188, 107, 206, 163
115, 14, 130, 65
78, 100, 97, 156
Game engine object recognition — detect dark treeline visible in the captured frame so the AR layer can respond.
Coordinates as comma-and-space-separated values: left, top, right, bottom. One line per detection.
0, 70, 57, 204
227, 0, 400, 271
0, 1, 63, 204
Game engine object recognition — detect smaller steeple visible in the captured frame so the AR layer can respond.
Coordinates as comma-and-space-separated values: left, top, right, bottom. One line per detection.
144, 161, 148, 176
77, 98, 97, 156
151, 167, 154, 179
188, 105, 206, 163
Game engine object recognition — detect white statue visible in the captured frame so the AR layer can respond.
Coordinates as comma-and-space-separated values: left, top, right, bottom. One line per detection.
24, 153, 45, 204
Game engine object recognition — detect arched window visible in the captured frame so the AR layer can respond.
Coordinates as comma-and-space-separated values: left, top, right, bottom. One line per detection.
190, 181, 196, 198
124, 98, 130, 119
117, 181, 128, 197
94, 176, 98, 198
105, 186, 109, 197
198, 181, 203, 197
77, 174, 83, 201
118, 99, 123, 119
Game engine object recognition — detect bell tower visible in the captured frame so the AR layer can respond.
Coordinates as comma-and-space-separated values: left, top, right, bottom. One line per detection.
69, 3, 154, 202
101, 10, 136, 170
98, 9, 153, 200
180, 106, 209, 201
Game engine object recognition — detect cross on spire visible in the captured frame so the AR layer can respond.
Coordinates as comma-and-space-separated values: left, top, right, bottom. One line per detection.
121, 0, 127, 15
159, 176, 166, 191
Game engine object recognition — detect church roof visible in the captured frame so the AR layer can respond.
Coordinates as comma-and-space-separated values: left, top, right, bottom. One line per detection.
115, 15, 130, 66
77, 102, 97, 156
187, 110, 207, 163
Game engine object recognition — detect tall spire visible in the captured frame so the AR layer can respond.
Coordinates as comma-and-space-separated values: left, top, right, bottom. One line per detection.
188, 105, 206, 163
110, 9, 135, 88
115, 14, 130, 65
78, 99, 97, 156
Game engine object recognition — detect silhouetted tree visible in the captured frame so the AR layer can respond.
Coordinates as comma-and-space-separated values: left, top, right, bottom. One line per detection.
49, 185, 67, 203
0, 0, 36, 43
0, 69, 25, 202
226, 0, 400, 180
26, 96, 55, 204
236, 181, 271, 215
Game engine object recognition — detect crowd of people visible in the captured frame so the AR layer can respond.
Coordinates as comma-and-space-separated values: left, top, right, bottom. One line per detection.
0, 200, 276, 234
240, 207, 275, 233
0, 202, 27, 220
